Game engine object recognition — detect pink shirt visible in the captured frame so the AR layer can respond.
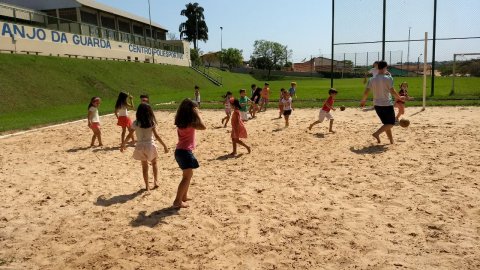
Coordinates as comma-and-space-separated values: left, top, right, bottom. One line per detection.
176, 127, 196, 151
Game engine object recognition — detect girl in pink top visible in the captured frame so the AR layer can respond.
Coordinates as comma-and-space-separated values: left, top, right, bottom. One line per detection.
173, 99, 206, 208
230, 99, 251, 156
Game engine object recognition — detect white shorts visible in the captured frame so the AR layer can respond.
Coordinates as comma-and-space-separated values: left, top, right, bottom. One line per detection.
318, 109, 333, 122
240, 111, 249, 121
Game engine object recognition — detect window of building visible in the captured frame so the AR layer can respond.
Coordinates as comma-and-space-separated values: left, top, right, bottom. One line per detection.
118, 20, 130, 33
81, 10, 97, 25
133, 25, 143, 36
58, 8, 77, 22
43, 10, 58, 25
101, 15, 115, 30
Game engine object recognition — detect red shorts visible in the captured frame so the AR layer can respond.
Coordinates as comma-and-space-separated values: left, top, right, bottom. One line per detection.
117, 116, 132, 128
90, 122, 100, 130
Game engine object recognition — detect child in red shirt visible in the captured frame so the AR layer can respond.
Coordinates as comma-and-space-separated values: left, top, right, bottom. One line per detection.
308, 88, 338, 133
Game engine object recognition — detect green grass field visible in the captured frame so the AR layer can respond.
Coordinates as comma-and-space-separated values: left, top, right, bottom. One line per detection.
0, 54, 479, 132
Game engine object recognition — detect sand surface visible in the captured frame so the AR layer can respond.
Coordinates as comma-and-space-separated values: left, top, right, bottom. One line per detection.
0, 107, 479, 269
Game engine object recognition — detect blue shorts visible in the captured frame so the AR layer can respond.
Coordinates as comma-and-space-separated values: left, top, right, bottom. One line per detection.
175, 149, 199, 170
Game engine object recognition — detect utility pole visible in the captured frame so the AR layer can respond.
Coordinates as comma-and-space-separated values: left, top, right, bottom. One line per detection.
407, 27, 411, 70
220, 26, 223, 68
147, 0, 154, 63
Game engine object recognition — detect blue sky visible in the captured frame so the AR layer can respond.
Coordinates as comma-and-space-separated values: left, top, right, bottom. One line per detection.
96, 0, 480, 63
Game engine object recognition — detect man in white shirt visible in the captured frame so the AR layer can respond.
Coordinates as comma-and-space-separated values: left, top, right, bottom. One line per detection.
361, 60, 401, 144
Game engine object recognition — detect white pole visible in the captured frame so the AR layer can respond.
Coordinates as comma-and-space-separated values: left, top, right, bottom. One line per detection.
422, 32, 428, 111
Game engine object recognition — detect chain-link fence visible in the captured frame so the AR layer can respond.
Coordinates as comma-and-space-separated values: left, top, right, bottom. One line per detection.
331, 0, 480, 97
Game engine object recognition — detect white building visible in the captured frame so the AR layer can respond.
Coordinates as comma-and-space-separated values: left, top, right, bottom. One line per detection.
0, 0, 190, 66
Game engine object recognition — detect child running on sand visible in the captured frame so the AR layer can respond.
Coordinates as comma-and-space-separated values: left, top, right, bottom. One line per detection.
173, 99, 206, 208
194, 85, 201, 108
230, 99, 251, 156
278, 88, 286, 118
282, 91, 293, 127
249, 87, 262, 118
121, 103, 168, 191
258, 83, 270, 112
221, 91, 233, 128
87, 97, 103, 147
115, 92, 135, 147
238, 89, 251, 121
395, 81, 412, 122
308, 88, 338, 133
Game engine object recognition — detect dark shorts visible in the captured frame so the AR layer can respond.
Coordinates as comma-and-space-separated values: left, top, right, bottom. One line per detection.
374, 105, 395, 125
283, 109, 292, 116
174, 149, 199, 170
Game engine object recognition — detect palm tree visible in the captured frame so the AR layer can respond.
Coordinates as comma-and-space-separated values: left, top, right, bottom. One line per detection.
179, 3, 208, 50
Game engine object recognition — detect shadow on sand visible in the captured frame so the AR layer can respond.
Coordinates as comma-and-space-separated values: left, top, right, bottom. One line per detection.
92, 146, 121, 152
313, 133, 325, 138
94, 189, 145, 207
130, 207, 180, 227
209, 153, 244, 161
410, 108, 426, 117
350, 145, 387, 155
66, 146, 92, 153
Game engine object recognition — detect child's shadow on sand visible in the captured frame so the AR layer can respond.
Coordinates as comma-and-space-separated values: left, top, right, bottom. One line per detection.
92, 146, 121, 152
313, 133, 325, 138
210, 153, 244, 161
66, 146, 92, 153
130, 208, 179, 227
350, 145, 387, 154
94, 189, 145, 207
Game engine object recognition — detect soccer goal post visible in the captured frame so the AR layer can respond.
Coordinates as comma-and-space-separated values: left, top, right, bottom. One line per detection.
422, 32, 428, 110
450, 52, 480, 96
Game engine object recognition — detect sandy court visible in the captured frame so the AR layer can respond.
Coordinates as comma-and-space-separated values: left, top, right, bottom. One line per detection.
0, 106, 479, 269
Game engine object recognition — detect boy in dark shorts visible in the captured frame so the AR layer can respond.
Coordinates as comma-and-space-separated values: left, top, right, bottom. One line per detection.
360, 60, 401, 144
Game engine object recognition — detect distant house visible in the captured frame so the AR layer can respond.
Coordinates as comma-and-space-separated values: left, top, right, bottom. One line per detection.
293, 57, 351, 73
200, 51, 220, 67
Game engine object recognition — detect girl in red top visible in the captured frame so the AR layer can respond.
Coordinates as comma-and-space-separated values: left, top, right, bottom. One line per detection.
230, 99, 251, 156
308, 88, 337, 133
173, 99, 206, 208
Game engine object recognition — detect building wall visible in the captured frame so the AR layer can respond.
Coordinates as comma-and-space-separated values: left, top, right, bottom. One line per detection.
0, 21, 190, 66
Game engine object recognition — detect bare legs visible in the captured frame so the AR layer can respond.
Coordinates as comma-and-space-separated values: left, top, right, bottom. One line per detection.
250, 104, 258, 118
259, 100, 268, 112
141, 161, 149, 190
284, 115, 290, 127
396, 105, 405, 121
329, 119, 335, 133
308, 119, 334, 132
221, 113, 231, 128
173, 168, 193, 208
121, 127, 135, 145
140, 159, 159, 191
372, 124, 394, 144
230, 138, 251, 156
90, 128, 103, 146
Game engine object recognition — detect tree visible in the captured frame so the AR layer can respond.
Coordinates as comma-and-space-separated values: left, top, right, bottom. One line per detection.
179, 3, 208, 50
190, 48, 201, 66
167, 32, 178, 40
250, 40, 290, 79
221, 48, 243, 70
